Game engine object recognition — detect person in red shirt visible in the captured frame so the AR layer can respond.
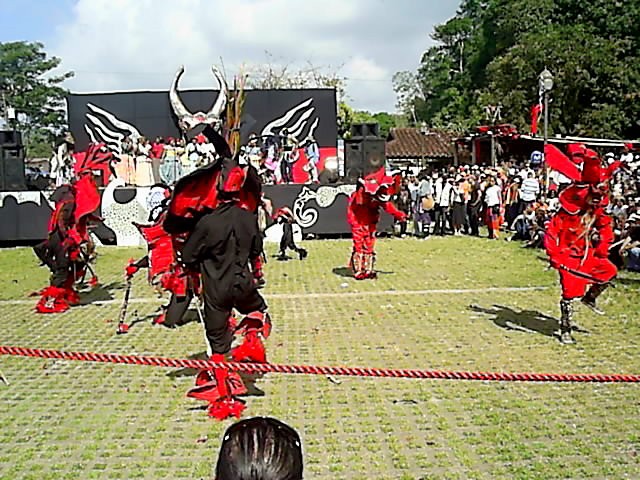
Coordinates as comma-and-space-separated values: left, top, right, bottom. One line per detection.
347, 168, 406, 280
544, 146, 619, 344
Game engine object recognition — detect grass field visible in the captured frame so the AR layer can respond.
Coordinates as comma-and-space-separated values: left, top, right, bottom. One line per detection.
0, 237, 639, 479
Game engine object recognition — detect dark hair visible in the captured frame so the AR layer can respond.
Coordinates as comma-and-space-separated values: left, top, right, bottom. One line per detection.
215, 417, 303, 480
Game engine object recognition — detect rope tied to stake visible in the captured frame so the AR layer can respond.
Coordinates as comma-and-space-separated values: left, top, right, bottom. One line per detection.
1, 346, 639, 383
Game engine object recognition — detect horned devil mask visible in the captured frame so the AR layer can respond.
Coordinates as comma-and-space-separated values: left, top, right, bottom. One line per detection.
169, 65, 228, 133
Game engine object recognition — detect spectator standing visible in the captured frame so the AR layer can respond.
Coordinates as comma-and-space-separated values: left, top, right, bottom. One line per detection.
519, 171, 540, 211
160, 138, 182, 185
150, 137, 165, 182
303, 136, 320, 184
484, 176, 502, 239
451, 176, 466, 235
135, 137, 155, 186
467, 175, 482, 236
415, 172, 433, 237
434, 176, 453, 236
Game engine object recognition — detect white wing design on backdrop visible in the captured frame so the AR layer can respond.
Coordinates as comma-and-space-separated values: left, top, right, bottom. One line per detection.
261, 98, 320, 142
84, 103, 142, 154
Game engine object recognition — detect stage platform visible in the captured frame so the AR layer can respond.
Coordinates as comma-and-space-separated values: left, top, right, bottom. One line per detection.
0, 182, 392, 246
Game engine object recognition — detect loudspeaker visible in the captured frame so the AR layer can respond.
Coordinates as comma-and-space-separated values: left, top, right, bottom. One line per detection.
0, 146, 27, 191
350, 122, 380, 139
344, 138, 386, 181
0, 130, 22, 147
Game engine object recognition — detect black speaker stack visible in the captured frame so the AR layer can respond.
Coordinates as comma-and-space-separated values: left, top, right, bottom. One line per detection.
343, 123, 386, 181
0, 130, 26, 191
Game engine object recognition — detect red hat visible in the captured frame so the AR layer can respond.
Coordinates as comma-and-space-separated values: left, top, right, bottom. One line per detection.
558, 184, 590, 214
359, 168, 394, 195
581, 149, 601, 184
624, 143, 634, 150
566, 143, 586, 164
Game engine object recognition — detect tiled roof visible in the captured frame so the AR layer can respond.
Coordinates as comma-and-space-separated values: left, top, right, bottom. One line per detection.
385, 128, 453, 159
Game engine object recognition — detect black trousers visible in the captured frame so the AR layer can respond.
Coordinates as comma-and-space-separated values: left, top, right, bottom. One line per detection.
34, 231, 71, 288
281, 161, 293, 183
433, 206, 448, 235
164, 291, 194, 327
203, 274, 267, 354
280, 223, 299, 254
467, 206, 480, 236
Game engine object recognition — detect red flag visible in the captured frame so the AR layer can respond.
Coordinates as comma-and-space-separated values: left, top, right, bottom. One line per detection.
544, 144, 581, 181
530, 104, 543, 135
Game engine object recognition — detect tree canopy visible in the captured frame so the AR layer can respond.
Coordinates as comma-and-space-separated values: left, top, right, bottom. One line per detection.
395, 0, 640, 139
0, 41, 74, 157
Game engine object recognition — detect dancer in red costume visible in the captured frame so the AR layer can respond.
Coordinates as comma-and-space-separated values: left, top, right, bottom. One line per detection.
544, 145, 621, 344
347, 168, 406, 280
124, 185, 201, 328
32, 144, 113, 313
163, 126, 270, 419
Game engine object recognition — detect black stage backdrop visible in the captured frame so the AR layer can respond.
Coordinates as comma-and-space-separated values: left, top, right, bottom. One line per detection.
67, 89, 337, 151
0, 184, 393, 243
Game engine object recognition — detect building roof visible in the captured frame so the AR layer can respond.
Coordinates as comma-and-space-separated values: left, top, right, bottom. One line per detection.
386, 128, 453, 159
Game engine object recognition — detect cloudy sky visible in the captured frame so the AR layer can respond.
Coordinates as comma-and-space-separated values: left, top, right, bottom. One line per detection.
1, 0, 458, 112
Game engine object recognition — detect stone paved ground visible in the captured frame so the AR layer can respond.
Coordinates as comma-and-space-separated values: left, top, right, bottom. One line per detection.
0, 237, 639, 479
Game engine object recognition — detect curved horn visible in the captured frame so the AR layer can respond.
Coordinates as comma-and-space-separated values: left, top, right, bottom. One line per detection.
207, 66, 228, 119
169, 65, 193, 121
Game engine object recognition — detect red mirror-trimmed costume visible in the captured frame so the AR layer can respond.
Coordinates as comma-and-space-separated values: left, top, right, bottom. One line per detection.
347, 168, 406, 280
544, 144, 621, 344
159, 126, 270, 419
32, 144, 114, 313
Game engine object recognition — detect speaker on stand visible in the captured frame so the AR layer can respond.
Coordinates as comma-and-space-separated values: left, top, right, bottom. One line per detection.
0, 130, 27, 191
343, 123, 386, 182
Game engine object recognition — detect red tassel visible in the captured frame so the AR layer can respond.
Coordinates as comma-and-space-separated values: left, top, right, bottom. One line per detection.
116, 323, 130, 335
207, 397, 246, 420
231, 332, 267, 363
89, 276, 99, 287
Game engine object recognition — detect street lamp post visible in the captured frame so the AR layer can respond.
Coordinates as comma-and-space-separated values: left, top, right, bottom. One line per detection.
419, 121, 428, 170
539, 68, 554, 195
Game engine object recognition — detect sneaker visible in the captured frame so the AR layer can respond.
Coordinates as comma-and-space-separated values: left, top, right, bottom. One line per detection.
298, 248, 308, 260
560, 330, 576, 344
581, 297, 604, 315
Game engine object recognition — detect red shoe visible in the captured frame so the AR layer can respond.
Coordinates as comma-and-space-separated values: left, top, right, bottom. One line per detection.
231, 331, 267, 363
153, 312, 166, 325
35, 287, 70, 314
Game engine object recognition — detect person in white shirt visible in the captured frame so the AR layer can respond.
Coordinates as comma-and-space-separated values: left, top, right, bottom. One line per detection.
519, 171, 540, 210
484, 176, 502, 239
433, 177, 454, 235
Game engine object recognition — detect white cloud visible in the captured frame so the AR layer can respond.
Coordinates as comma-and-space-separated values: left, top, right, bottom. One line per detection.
51, 0, 457, 111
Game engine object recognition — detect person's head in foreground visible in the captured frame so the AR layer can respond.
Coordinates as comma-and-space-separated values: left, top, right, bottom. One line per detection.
215, 417, 303, 480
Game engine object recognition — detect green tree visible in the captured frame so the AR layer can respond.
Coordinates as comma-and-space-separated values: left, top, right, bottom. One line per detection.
401, 0, 640, 139
0, 41, 74, 157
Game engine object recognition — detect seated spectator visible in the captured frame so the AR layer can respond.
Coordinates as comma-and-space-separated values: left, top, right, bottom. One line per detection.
215, 417, 303, 480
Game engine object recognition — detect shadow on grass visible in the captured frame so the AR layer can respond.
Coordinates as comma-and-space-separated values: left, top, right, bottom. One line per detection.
332, 267, 354, 278
79, 281, 123, 304
469, 303, 588, 338
167, 351, 209, 379
332, 266, 394, 278
616, 274, 640, 286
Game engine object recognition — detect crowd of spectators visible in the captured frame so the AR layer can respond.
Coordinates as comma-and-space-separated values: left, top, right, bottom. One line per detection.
392, 145, 640, 273
48, 130, 321, 188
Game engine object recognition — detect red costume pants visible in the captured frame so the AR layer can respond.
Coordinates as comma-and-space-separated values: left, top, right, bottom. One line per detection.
351, 223, 376, 254
558, 254, 617, 299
